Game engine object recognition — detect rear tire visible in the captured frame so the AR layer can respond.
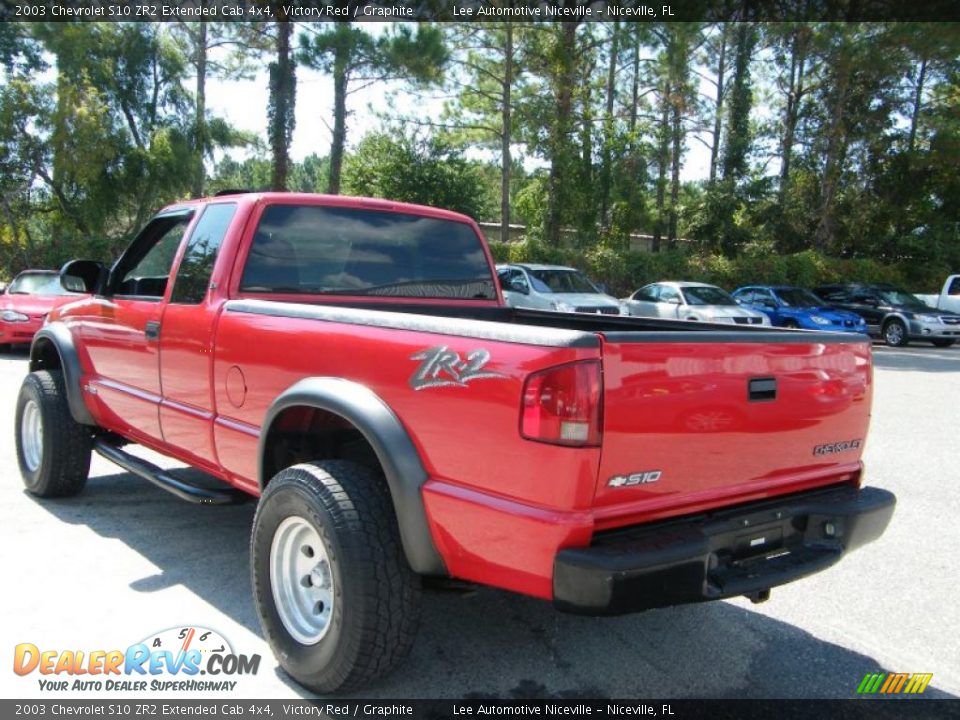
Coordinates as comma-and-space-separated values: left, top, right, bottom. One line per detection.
931, 339, 956, 348
251, 460, 421, 693
783, 319, 799, 329
15, 370, 92, 498
882, 319, 909, 347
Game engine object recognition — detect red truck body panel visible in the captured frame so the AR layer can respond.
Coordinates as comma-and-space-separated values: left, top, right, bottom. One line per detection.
50, 193, 878, 602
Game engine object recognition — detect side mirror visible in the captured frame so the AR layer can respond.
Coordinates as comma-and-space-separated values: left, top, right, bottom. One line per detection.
665, 296, 681, 305
60, 259, 106, 295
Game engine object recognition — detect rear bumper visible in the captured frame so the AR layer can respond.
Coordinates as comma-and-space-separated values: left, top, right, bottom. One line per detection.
553, 484, 895, 615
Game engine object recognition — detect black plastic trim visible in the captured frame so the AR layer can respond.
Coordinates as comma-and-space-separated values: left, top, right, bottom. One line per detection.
259, 377, 447, 576
553, 484, 896, 615
30, 324, 96, 426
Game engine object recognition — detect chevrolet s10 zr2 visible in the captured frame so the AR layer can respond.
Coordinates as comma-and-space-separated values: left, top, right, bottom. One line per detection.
17, 192, 895, 692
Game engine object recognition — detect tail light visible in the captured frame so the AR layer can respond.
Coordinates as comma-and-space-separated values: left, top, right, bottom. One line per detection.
521, 361, 602, 447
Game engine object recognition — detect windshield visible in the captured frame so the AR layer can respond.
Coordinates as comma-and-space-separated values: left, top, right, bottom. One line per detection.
776, 288, 825, 308
8, 273, 69, 296
875, 288, 929, 310
683, 285, 736, 306
527, 269, 600, 294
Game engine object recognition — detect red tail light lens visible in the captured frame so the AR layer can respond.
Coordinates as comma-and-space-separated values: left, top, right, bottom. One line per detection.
521, 361, 602, 447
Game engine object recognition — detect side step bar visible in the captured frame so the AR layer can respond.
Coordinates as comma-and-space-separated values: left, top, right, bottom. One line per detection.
93, 439, 247, 505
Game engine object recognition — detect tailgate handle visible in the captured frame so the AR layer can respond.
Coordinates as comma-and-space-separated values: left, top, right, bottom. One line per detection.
748, 377, 777, 402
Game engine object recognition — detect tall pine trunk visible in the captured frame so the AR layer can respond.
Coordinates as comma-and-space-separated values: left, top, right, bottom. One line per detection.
192, 20, 207, 198
500, 23, 513, 245
328, 23, 351, 195
600, 20, 620, 226
545, 23, 578, 247
708, 25, 727, 185
269, 18, 295, 192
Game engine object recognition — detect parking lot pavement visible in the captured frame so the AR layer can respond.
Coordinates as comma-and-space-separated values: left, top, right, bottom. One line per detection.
1, 342, 957, 700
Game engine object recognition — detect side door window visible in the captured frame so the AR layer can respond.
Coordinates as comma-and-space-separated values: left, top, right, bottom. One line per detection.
948, 277, 960, 296
499, 268, 529, 295
112, 215, 192, 300
169, 203, 238, 304
633, 286, 658, 302
658, 286, 681, 304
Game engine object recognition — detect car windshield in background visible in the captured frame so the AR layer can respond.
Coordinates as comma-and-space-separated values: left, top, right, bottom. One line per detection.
8, 273, 68, 296
528, 269, 599, 294
777, 288, 825, 308
240, 205, 496, 300
875, 288, 929, 310
684, 286, 736, 306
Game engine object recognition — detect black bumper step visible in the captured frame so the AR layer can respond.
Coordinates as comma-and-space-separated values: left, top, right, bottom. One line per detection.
553, 484, 895, 615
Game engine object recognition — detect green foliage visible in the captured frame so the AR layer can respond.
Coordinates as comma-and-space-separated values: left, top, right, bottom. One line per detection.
342, 132, 494, 218
492, 241, 941, 297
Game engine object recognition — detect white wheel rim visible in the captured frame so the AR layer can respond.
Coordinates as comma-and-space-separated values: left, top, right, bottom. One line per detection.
21, 399, 43, 473
270, 516, 335, 645
887, 323, 903, 344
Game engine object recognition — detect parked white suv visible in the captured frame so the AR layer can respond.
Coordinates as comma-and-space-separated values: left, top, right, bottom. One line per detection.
496, 264, 624, 315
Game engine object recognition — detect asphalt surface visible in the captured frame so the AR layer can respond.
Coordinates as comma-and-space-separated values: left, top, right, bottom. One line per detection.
1, 342, 957, 701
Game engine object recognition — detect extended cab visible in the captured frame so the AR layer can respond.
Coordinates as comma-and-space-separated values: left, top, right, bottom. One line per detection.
18, 193, 895, 693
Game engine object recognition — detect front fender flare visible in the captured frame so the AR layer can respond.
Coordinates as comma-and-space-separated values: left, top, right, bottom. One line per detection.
259, 377, 446, 576
30, 324, 96, 426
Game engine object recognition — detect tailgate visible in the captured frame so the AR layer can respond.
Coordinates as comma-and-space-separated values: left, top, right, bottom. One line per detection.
594, 331, 872, 524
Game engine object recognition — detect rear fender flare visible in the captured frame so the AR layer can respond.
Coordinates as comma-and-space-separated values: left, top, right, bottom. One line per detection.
258, 377, 446, 576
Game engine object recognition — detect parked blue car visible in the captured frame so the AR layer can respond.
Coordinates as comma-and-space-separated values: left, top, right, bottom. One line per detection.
732, 285, 868, 333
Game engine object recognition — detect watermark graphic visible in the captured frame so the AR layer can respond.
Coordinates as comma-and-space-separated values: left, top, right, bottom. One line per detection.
857, 672, 933, 695
13, 626, 260, 693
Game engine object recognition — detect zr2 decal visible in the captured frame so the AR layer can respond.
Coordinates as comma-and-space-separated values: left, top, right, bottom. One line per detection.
409, 345, 505, 390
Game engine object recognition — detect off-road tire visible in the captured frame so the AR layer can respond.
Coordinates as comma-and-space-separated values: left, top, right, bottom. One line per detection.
882, 318, 909, 347
931, 339, 956, 348
251, 460, 421, 693
15, 370, 92, 497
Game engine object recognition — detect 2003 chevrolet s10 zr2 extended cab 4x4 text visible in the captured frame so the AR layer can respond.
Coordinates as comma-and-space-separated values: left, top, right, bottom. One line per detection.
16, 192, 895, 692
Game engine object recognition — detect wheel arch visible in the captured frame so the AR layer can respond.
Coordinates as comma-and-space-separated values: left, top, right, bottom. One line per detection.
258, 377, 446, 576
29, 324, 95, 426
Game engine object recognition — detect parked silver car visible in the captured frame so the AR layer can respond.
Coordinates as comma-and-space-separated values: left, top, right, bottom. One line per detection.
622, 281, 770, 325
497, 264, 624, 315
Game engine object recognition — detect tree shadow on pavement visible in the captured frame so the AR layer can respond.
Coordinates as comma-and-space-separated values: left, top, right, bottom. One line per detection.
29, 469, 956, 701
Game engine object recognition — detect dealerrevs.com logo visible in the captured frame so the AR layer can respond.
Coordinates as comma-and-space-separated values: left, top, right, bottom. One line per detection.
13, 626, 260, 692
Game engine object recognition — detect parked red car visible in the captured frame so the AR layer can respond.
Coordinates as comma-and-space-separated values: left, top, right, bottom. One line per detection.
0, 270, 86, 349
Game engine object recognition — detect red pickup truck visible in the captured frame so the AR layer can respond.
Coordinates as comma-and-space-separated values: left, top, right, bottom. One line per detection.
17, 192, 895, 693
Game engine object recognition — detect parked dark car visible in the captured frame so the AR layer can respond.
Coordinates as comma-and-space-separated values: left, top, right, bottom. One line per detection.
816, 283, 960, 347
732, 285, 867, 333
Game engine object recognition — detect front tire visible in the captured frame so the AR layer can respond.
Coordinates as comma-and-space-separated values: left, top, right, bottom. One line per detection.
882, 319, 909, 347
251, 460, 421, 693
15, 370, 92, 497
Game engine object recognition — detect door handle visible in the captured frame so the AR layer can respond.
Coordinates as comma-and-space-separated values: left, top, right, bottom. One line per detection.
748, 377, 777, 402
145, 321, 161, 341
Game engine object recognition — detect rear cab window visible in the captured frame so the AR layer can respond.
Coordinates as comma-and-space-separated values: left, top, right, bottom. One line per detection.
238, 204, 496, 301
